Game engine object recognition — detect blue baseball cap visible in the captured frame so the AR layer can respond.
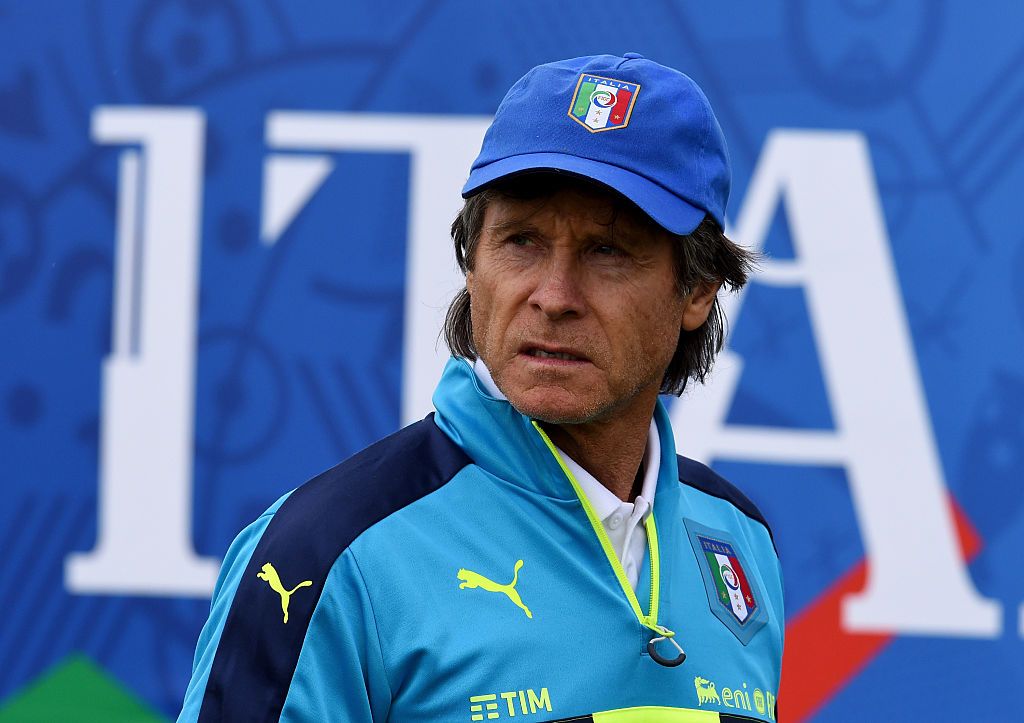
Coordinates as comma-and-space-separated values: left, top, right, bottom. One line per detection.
462, 53, 730, 235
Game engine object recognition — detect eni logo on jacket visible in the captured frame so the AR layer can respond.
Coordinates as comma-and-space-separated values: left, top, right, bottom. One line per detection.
695, 673, 777, 721
457, 559, 532, 618
257, 562, 312, 624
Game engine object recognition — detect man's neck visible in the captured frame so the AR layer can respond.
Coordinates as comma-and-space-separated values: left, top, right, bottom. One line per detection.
540, 397, 656, 502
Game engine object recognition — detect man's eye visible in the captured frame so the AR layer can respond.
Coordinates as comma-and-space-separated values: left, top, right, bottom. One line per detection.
593, 244, 622, 256
509, 235, 533, 247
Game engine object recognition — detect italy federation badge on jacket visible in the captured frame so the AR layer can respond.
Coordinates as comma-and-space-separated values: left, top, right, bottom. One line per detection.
178, 358, 784, 722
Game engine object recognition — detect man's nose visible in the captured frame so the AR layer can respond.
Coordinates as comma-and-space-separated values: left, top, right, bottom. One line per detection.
527, 252, 585, 320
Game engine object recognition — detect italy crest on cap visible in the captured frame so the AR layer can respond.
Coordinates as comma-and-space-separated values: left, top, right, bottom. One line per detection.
567, 74, 640, 132
684, 518, 769, 645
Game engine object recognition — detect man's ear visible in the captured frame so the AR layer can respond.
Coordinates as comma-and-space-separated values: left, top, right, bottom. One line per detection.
681, 281, 722, 331
465, 270, 475, 297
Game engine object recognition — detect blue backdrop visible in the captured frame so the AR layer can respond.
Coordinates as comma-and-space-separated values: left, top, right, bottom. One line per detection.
2, 1, 1023, 720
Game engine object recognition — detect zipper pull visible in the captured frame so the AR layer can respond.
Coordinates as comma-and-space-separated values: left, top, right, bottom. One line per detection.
647, 624, 686, 667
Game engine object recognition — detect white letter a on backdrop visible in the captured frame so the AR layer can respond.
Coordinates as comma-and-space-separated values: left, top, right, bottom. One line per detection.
675, 130, 1000, 637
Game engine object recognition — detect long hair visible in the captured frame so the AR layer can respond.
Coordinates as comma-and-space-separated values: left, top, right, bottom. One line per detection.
442, 175, 756, 395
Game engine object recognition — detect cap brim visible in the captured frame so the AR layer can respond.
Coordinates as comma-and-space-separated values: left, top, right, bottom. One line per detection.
462, 152, 706, 236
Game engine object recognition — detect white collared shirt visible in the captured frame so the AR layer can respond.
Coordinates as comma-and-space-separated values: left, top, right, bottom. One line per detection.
473, 359, 658, 592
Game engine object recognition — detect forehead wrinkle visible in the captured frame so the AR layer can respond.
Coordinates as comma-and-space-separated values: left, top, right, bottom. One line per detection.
483, 189, 663, 250
486, 214, 655, 255
484, 193, 554, 233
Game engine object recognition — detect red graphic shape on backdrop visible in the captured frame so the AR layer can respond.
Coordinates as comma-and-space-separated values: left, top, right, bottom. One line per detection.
780, 499, 983, 721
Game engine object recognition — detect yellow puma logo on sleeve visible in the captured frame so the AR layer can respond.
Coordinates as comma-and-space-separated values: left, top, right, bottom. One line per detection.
457, 559, 532, 618
257, 562, 312, 624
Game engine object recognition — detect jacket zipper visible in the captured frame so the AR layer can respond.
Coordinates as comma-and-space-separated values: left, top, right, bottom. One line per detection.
532, 421, 675, 641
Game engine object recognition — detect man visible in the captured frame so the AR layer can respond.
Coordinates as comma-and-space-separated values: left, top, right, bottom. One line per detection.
180, 53, 783, 722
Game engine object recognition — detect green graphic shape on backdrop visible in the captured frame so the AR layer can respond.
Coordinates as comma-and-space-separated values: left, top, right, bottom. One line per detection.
0, 655, 166, 722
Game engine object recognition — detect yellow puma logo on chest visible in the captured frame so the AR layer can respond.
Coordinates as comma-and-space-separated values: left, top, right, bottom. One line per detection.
257, 562, 312, 624
457, 559, 532, 618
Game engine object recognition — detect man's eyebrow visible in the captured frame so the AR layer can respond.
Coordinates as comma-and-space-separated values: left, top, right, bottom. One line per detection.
484, 218, 541, 235
483, 221, 650, 249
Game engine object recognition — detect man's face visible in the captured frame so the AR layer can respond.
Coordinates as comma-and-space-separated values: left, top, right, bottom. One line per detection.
466, 182, 712, 425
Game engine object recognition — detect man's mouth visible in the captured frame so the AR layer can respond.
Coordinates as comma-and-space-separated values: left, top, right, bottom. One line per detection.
529, 349, 581, 361
521, 345, 588, 363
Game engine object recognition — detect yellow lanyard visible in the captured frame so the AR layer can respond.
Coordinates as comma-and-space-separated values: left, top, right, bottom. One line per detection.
532, 421, 685, 667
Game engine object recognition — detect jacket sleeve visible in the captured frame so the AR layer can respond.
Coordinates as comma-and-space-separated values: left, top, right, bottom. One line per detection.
279, 550, 392, 721
177, 511, 274, 722
177, 517, 391, 722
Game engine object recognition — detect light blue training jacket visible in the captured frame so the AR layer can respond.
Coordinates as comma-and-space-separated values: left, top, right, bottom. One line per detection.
179, 357, 784, 722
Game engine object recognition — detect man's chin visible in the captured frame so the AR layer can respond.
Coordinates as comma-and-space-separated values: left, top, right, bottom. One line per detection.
504, 392, 606, 426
